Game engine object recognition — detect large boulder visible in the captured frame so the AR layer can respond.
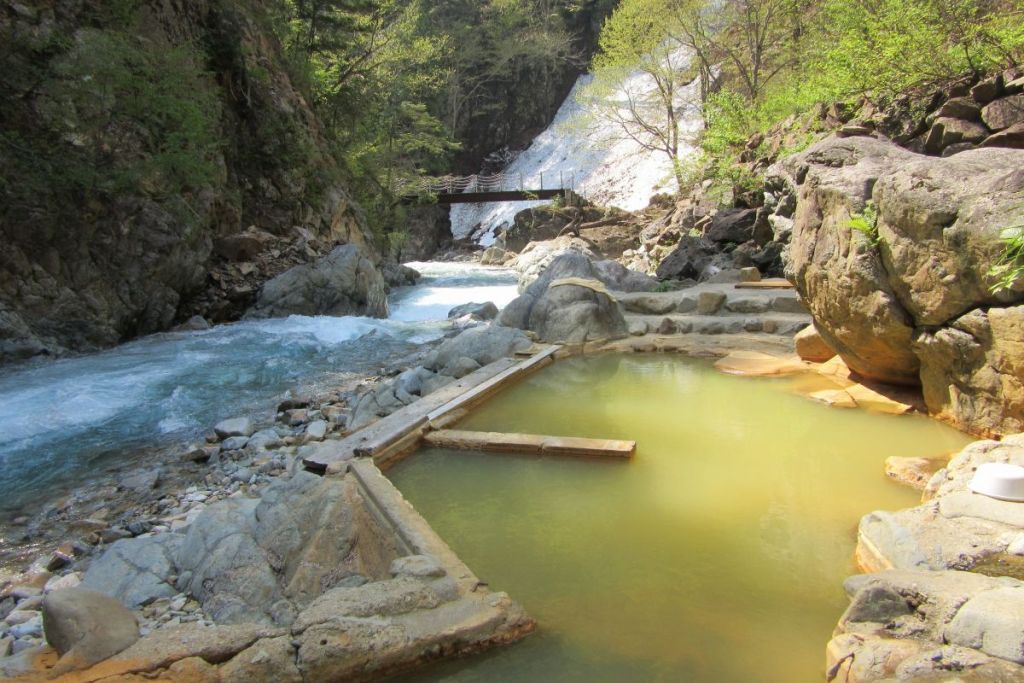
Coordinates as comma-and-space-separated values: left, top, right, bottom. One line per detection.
773, 136, 922, 385
42, 588, 139, 674
497, 251, 628, 343
772, 135, 1024, 398
246, 245, 388, 319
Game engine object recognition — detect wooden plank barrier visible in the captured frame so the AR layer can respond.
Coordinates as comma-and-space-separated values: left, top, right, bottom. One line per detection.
423, 429, 635, 459
303, 345, 561, 474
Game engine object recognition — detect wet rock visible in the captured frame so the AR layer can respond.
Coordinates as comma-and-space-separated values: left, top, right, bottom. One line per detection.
246, 244, 388, 319
120, 467, 162, 492
174, 315, 212, 332
43, 587, 139, 674
82, 534, 181, 608
884, 456, 947, 490
448, 301, 499, 321
215, 417, 254, 439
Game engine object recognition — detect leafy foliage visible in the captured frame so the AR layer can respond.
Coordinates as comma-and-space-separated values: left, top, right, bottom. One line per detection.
847, 202, 881, 247
989, 224, 1024, 293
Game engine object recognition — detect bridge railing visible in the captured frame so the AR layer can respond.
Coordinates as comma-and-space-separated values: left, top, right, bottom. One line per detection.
392, 171, 578, 197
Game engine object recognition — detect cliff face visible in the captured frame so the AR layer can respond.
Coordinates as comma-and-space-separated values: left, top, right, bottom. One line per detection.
0, 0, 377, 363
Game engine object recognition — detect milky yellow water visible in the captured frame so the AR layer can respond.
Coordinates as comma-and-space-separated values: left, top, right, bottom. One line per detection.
387, 354, 972, 682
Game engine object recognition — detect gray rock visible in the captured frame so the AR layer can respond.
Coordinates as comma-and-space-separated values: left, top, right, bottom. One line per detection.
221, 436, 250, 451
448, 302, 499, 321
427, 326, 532, 376
120, 467, 162, 492
247, 429, 282, 451
946, 588, 1024, 663
389, 555, 446, 578
82, 534, 181, 608
305, 420, 328, 441
215, 417, 254, 439
591, 260, 658, 293
42, 588, 138, 674
247, 244, 388, 319
9, 615, 42, 638
177, 498, 279, 625
446, 356, 482, 378
497, 251, 628, 343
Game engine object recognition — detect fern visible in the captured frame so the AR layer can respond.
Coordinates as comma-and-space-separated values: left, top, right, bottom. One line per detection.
848, 201, 880, 246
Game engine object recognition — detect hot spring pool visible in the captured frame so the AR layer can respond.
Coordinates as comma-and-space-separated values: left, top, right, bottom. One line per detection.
387, 354, 972, 682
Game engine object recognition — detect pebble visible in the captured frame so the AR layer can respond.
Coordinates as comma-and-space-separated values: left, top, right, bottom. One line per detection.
5, 610, 37, 626
221, 436, 249, 451
14, 595, 42, 611
9, 615, 42, 638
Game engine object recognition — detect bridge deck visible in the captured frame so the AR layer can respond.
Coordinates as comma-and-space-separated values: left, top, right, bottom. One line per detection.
401, 189, 568, 205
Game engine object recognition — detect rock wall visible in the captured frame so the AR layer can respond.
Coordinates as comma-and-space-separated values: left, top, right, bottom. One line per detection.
0, 0, 379, 363
768, 134, 1024, 436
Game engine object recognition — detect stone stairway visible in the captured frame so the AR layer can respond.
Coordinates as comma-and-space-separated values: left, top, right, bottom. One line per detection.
616, 282, 811, 338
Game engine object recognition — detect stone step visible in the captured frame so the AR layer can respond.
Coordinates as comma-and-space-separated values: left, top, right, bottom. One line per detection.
626, 313, 809, 337
617, 285, 806, 317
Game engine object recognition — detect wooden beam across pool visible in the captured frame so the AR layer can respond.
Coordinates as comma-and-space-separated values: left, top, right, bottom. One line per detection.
302, 345, 562, 474
423, 429, 636, 459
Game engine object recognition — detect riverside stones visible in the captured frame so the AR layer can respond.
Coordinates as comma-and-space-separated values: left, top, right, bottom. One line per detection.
214, 418, 254, 440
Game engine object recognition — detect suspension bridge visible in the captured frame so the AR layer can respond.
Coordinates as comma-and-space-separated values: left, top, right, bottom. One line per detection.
394, 171, 581, 204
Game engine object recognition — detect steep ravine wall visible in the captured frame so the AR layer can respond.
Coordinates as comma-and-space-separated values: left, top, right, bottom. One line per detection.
0, 0, 377, 363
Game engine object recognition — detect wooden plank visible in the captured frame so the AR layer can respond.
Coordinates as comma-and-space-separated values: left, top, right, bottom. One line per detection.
425, 345, 559, 424
734, 279, 795, 290
424, 430, 546, 454
302, 358, 518, 473
424, 429, 635, 459
304, 345, 562, 473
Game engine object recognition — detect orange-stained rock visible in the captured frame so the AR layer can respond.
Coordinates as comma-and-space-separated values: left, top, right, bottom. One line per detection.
884, 456, 948, 490
794, 324, 835, 363
713, 351, 806, 376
